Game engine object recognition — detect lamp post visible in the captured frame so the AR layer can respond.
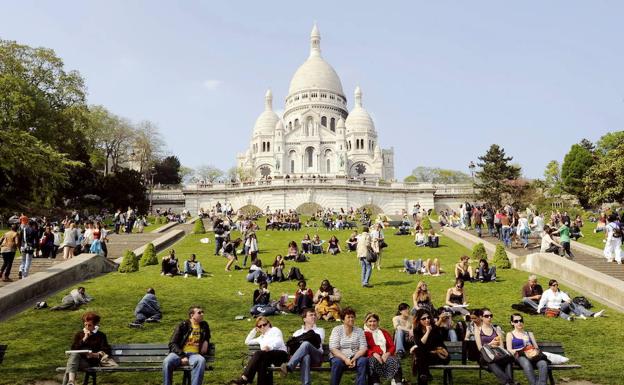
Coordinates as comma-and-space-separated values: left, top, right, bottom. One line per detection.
148, 167, 156, 214
468, 161, 476, 201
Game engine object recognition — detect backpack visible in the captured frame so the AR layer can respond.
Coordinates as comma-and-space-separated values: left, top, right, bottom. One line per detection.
287, 267, 304, 281
612, 223, 623, 238
572, 296, 592, 309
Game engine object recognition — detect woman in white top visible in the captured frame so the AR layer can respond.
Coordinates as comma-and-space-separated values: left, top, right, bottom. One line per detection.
370, 223, 384, 270
229, 316, 288, 385
537, 279, 604, 321
517, 214, 531, 248
540, 227, 562, 254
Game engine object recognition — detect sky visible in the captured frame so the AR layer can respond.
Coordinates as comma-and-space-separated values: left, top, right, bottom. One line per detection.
2, 1, 622, 179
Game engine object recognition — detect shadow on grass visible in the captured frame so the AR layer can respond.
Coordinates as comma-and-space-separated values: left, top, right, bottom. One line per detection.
376, 280, 413, 287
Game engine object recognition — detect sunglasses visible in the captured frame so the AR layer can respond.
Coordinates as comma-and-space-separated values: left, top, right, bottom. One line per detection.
197, 311, 204, 314
483, 314, 493, 318
551, 283, 559, 287
512, 319, 524, 324
257, 323, 269, 328
420, 316, 431, 321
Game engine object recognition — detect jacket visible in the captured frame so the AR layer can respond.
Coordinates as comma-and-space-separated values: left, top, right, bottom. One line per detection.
168, 320, 211, 357
364, 328, 396, 357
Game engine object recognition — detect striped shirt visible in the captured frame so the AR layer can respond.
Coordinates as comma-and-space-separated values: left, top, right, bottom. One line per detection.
329, 325, 366, 358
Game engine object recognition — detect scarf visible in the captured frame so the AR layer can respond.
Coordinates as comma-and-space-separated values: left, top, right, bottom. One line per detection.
364, 326, 387, 353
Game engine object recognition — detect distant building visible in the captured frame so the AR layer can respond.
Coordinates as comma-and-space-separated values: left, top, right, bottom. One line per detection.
237, 24, 394, 180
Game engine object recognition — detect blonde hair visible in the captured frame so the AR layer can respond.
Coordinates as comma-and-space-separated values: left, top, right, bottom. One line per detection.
414, 281, 431, 302
255, 316, 271, 328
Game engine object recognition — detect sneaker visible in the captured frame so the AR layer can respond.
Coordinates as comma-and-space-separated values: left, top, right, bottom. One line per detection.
197, 274, 201, 279
18, 271, 22, 279
128, 322, 143, 328
593, 310, 605, 318
279, 363, 289, 377
184, 274, 188, 278
228, 378, 247, 385
567, 315, 575, 322
578, 314, 587, 320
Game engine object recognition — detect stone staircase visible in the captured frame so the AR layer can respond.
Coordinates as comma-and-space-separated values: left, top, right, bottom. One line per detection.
460, 228, 624, 281
0, 257, 62, 288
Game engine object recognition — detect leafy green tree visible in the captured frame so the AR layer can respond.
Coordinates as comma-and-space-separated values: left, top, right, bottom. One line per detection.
596, 131, 624, 156
193, 218, 206, 234
492, 244, 511, 269
118, 250, 139, 273
474, 144, 521, 207
561, 143, 595, 207
140, 243, 158, 266
100, 169, 148, 213
196, 165, 224, 183
153, 155, 182, 185
584, 143, 624, 205
403, 175, 418, 183
472, 243, 488, 261
543, 160, 563, 197
421, 216, 432, 230
409, 166, 471, 184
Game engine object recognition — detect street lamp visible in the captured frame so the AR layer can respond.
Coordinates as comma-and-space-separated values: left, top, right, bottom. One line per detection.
148, 167, 156, 214
468, 161, 476, 201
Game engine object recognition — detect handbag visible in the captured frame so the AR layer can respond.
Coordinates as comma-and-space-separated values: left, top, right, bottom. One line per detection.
366, 250, 378, 263
545, 308, 560, 318
431, 346, 449, 360
99, 353, 119, 367
480, 344, 513, 364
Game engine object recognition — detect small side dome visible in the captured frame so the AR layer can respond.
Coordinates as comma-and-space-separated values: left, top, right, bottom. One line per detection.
253, 89, 280, 136
345, 86, 375, 133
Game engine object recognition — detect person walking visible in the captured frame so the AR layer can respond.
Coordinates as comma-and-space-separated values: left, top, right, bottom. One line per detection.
0, 224, 20, 281
604, 214, 622, 264
356, 227, 373, 288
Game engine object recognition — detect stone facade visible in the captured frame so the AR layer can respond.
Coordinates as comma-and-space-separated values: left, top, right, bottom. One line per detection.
237, 24, 394, 181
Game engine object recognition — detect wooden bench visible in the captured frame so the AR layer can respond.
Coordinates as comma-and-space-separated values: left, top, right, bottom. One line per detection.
56, 343, 215, 385
247, 343, 338, 373
429, 341, 580, 385
0, 344, 7, 365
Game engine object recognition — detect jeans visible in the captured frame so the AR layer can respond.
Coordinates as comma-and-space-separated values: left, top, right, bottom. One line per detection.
287, 341, 323, 385
246, 269, 266, 283
1, 251, 16, 278
184, 261, 203, 276
487, 361, 513, 385
475, 223, 482, 237
562, 302, 593, 317
19, 250, 33, 278
360, 258, 372, 285
394, 329, 412, 353
215, 237, 224, 255
521, 230, 529, 247
522, 297, 539, 311
561, 241, 574, 259
330, 356, 367, 385
244, 350, 288, 385
477, 266, 497, 281
403, 258, 423, 274
62, 353, 91, 385
516, 356, 548, 385
501, 227, 512, 247
162, 352, 205, 385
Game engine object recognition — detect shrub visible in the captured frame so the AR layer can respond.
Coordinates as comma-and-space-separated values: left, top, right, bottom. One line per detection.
472, 242, 488, 261
118, 250, 139, 273
140, 243, 158, 266
193, 218, 206, 234
429, 209, 438, 221
421, 216, 432, 230
493, 244, 511, 269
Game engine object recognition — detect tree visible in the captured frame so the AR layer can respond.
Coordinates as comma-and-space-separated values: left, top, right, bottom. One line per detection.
579, 138, 595, 153
153, 155, 182, 185
140, 243, 158, 266
472, 243, 488, 261
543, 160, 562, 197
132, 120, 164, 178
492, 244, 511, 268
561, 143, 595, 207
584, 143, 624, 205
421, 216, 432, 230
408, 166, 471, 184
193, 218, 206, 234
196, 165, 224, 183
403, 175, 418, 183
596, 131, 624, 156
85, 105, 135, 175
474, 144, 521, 207
99, 169, 148, 213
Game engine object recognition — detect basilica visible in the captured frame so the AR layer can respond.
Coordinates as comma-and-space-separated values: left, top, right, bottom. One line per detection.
237, 24, 394, 180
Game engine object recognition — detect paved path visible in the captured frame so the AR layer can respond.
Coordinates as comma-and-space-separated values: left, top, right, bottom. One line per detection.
458, 227, 624, 281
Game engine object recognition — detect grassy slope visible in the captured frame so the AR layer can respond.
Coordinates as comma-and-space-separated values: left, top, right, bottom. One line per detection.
0, 226, 621, 384
577, 223, 607, 250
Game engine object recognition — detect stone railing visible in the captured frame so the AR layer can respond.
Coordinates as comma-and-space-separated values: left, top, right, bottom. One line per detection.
182, 178, 446, 191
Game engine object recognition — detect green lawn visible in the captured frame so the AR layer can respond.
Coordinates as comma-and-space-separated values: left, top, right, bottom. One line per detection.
577, 222, 607, 250
0, 226, 621, 384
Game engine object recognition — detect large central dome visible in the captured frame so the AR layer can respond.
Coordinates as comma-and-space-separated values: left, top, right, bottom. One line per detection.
287, 24, 344, 96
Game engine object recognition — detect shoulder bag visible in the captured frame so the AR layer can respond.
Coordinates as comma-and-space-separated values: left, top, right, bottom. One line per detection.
480, 344, 513, 365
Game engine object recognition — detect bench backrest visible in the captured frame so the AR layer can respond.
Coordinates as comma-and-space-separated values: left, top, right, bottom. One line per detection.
0, 344, 7, 365
111, 343, 216, 365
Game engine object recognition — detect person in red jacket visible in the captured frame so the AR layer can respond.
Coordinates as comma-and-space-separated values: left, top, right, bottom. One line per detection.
363, 312, 404, 385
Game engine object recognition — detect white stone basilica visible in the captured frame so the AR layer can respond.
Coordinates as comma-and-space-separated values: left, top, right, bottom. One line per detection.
237, 24, 394, 180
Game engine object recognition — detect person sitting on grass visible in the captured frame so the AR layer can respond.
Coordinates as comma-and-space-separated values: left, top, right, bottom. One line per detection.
292, 279, 314, 315
183, 254, 203, 279
228, 316, 288, 385
129, 288, 162, 328
414, 229, 426, 247
224, 238, 243, 271
521, 275, 543, 312
286, 241, 300, 261
162, 306, 211, 385
401, 258, 424, 274
311, 235, 324, 254
279, 308, 325, 384
161, 249, 180, 276
423, 258, 441, 276
426, 229, 440, 248
454, 255, 473, 281
314, 279, 342, 321
247, 258, 268, 283
444, 278, 470, 316
327, 235, 341, 255
301, 234, 312, 254
62, 312, 111, 385
540, 226, 563, 254
51, 287, 93, 311
536, 279, 605, 321
412, 281, 436, 315
476, 258, 496, 282
251, 281, 277, 316
271, 255, 286, 282
346, 231, 358, 252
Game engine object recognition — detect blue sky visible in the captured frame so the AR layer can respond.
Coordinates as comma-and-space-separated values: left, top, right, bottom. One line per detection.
2, 1, 622, 179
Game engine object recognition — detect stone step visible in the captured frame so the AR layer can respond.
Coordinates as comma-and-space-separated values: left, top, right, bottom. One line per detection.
0, 257, 63, 288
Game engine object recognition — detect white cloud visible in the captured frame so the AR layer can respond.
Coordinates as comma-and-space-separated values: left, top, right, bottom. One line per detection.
203, 79, 223, 90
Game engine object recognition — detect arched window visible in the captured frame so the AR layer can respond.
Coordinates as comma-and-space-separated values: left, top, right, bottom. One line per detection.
290, 160, 295, 174
306, 147, 314, 168
326, 158, 331, 173
321, 116, 327, 127
267, 142, 270, 151
294, 119, 300, 129
306, 116, 314, 136
262, 142, 266, 152
288, 121, 292, 130
330, 117, 336, 132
